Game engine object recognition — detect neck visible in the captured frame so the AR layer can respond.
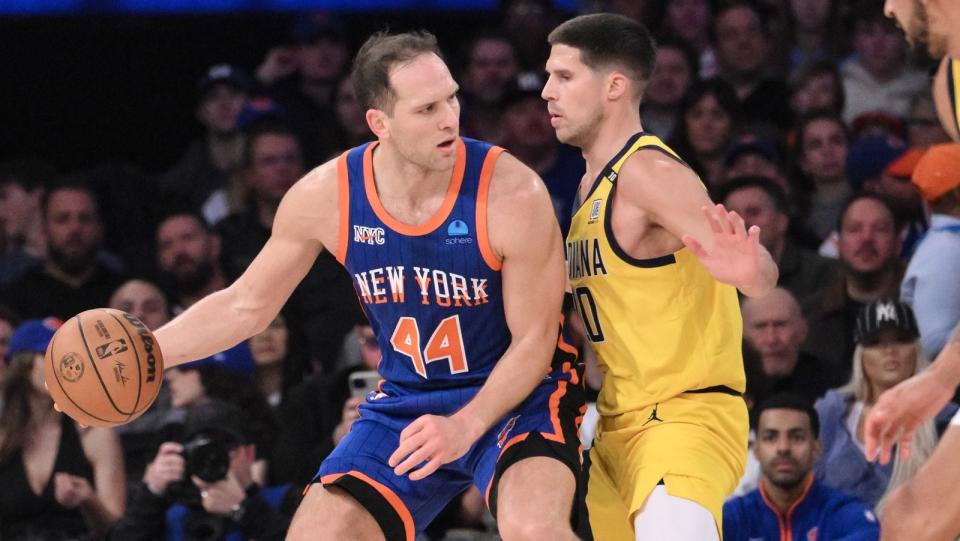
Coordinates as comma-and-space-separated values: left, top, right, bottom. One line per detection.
724, 72, 762, 100
846, 266, 897, 302
257, 364, 284, 398
256, 199, 279, 230
28, 394, 58, 428
44, 260, 94, 288
813, 178, 850, 200
581, 109, 643, 182
180, 272, 228, 309
206, 132, 245, 171
762, 474, 810, 514
372, 142, 453, 203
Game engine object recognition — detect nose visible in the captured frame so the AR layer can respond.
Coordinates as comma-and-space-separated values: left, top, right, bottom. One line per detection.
882, 0, 893, 19
541, 77, 555, 101
439, 101, 458, 131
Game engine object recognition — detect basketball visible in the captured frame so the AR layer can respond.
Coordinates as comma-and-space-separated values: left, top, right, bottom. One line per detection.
43, 308, 164, 428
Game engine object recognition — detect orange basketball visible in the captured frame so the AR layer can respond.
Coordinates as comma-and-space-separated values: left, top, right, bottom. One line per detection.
43, 308, 164, 428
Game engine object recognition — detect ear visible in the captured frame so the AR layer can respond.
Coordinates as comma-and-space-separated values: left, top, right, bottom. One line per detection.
366, 109, 389, 139
606, 72, 630, 102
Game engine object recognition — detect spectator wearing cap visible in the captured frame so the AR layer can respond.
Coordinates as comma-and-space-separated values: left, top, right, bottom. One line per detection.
0, 319, 126, 540
1, 180, 125, 321
214, 119, 361, 370
640, 35, 698, 141
841, 1, 927, 124
0, 159, 57, 284
459, 31, 520, 142
498, 76, 583, 235
721, 137, 790, 195
814, 299, 957, 509
712, 2, 793, 131
724, 394, 880, 541
160, 64, 252, 213
802, 194, 905, 383
109, 400, 296, 541
870, 145, 928, 258
715, 176, 836, 301
902, 143, 960, 359
255, 12, 350, 166
793, 112, 852, 242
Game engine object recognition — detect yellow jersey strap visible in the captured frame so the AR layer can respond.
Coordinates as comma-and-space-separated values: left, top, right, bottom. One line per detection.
950, 57, 960, 136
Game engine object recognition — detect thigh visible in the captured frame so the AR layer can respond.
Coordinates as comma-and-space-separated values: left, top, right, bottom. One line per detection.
633, 485, 718, 541
288, 484, 384, 541
586, 447, 635, 541
315, 417, 472, 541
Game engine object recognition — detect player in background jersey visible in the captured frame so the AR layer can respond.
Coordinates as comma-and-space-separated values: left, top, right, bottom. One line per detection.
543, 13, 777, 541
862, 2, 960, 539
135, 31, 583, 541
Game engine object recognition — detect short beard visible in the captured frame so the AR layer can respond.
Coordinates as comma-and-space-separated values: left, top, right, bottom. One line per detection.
167, 259, 215, 296
912, 1, 948, 58
47, 245, 96, 276
768, 471, 807, 492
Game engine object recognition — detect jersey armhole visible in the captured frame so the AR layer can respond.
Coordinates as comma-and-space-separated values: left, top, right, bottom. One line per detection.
335, 150, 351, 265
476, 146, 505, 271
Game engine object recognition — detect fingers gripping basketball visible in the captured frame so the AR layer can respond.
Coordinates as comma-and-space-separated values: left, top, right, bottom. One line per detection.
43, 308, 164, 428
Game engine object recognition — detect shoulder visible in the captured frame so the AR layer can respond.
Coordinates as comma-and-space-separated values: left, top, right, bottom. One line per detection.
486, 151, 551, 211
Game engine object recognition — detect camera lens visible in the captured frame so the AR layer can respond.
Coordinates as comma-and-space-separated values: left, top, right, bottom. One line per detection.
183, 434, 230, 483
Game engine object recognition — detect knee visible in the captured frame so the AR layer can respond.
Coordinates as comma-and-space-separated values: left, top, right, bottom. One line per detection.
497, 510, 571, 541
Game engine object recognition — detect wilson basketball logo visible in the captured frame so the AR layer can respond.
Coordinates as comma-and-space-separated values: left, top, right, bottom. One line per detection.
59, 352, 85, 382
96, 339, 129, 360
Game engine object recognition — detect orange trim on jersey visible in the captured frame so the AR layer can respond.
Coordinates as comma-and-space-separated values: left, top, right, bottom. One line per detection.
759, 473, 814, 541
362, 139, 466, 237
336, 151, 351, 264
322, 470, 416, 541
476, 146, 505, 271
557, 313, 579, 358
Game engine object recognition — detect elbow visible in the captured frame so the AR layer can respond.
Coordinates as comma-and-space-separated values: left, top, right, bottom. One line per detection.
226, 281, 276, 337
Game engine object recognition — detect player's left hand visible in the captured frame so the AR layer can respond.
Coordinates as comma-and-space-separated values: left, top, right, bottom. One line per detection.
682, 204, 762, 289
389, 414, 476, 481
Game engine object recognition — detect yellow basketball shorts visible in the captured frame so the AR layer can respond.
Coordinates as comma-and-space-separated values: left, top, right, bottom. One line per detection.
587, 391, 748, 540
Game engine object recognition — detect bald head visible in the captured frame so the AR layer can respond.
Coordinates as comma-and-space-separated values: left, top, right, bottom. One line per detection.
743, 288, 808, 377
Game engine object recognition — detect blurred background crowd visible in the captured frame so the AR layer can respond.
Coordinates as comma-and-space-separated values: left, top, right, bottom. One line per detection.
1, 0, 959, 539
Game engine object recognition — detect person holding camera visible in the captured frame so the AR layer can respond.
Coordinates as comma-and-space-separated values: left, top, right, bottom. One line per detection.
108, 400, 296, 541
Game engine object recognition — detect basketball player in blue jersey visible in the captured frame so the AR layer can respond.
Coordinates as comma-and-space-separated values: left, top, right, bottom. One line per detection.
543, 14, 778, 541
860, 3, 960, 538
142, 31, 584, 541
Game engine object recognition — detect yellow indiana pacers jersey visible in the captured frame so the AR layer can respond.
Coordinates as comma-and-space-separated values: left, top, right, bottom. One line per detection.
566, 132, 745, 416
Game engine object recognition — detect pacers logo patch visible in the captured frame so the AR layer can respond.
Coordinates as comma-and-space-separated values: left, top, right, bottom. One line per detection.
589, 199, 602, 223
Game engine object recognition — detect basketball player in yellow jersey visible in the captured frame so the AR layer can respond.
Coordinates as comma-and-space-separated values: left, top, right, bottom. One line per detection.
543, 13, 778, 541
862, 2, 960, 539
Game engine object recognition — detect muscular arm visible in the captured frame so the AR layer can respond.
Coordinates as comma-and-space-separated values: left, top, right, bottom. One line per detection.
79, 427, 127, 533
154, 164, 336, 368
453, 154, 567, 437
617, 153, 778, 297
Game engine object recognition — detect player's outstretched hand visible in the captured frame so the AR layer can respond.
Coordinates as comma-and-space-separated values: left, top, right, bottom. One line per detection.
865, 369, 954, 464
389, 414, 476, 481
682, 204, 762, 289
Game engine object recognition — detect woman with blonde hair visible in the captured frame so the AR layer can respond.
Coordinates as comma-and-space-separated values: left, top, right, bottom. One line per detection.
814, 299, 957, 511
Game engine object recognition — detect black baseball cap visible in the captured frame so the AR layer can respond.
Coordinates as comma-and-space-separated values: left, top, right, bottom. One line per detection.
183, 399, 246, 444
854, 299, 919, 345
197, 64, 254, 98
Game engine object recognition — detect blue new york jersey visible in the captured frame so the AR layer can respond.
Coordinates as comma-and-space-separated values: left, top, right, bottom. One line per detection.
337, 137, 513, 390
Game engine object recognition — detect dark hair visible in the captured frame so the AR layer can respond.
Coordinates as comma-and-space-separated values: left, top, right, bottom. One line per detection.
793, 110, 850, 161
713, 175, 790, 214
40, 178, 100, 222
548, 13, 657, 97
351, 30, 443, 112
194, 364, 279, 459
837, 192, 902, 232
156, 208, 214, 236
0, 352, 44, 462
667, 78, 742, 175
712, 1, 771, 41
241, 118, 301, 169
653, 33, 701, 81
753, 393, 820, 436
0, 158, 58, 192
0, 305, 22, 327
788, 60, 846, 116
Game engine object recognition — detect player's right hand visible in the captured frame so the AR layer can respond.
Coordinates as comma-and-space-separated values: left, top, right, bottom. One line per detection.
256, 46, 300, 85
143, 442, 186, 496
865, 369, 953, 464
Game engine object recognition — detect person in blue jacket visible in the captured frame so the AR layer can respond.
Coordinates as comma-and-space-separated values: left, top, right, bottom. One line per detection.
724, 394, 879, 541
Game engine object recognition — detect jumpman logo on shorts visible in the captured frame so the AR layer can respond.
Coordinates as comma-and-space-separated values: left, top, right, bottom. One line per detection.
643, 403, 664, 426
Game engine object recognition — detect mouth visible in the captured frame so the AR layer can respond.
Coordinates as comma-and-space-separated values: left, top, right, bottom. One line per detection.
437, 138, 456, 153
